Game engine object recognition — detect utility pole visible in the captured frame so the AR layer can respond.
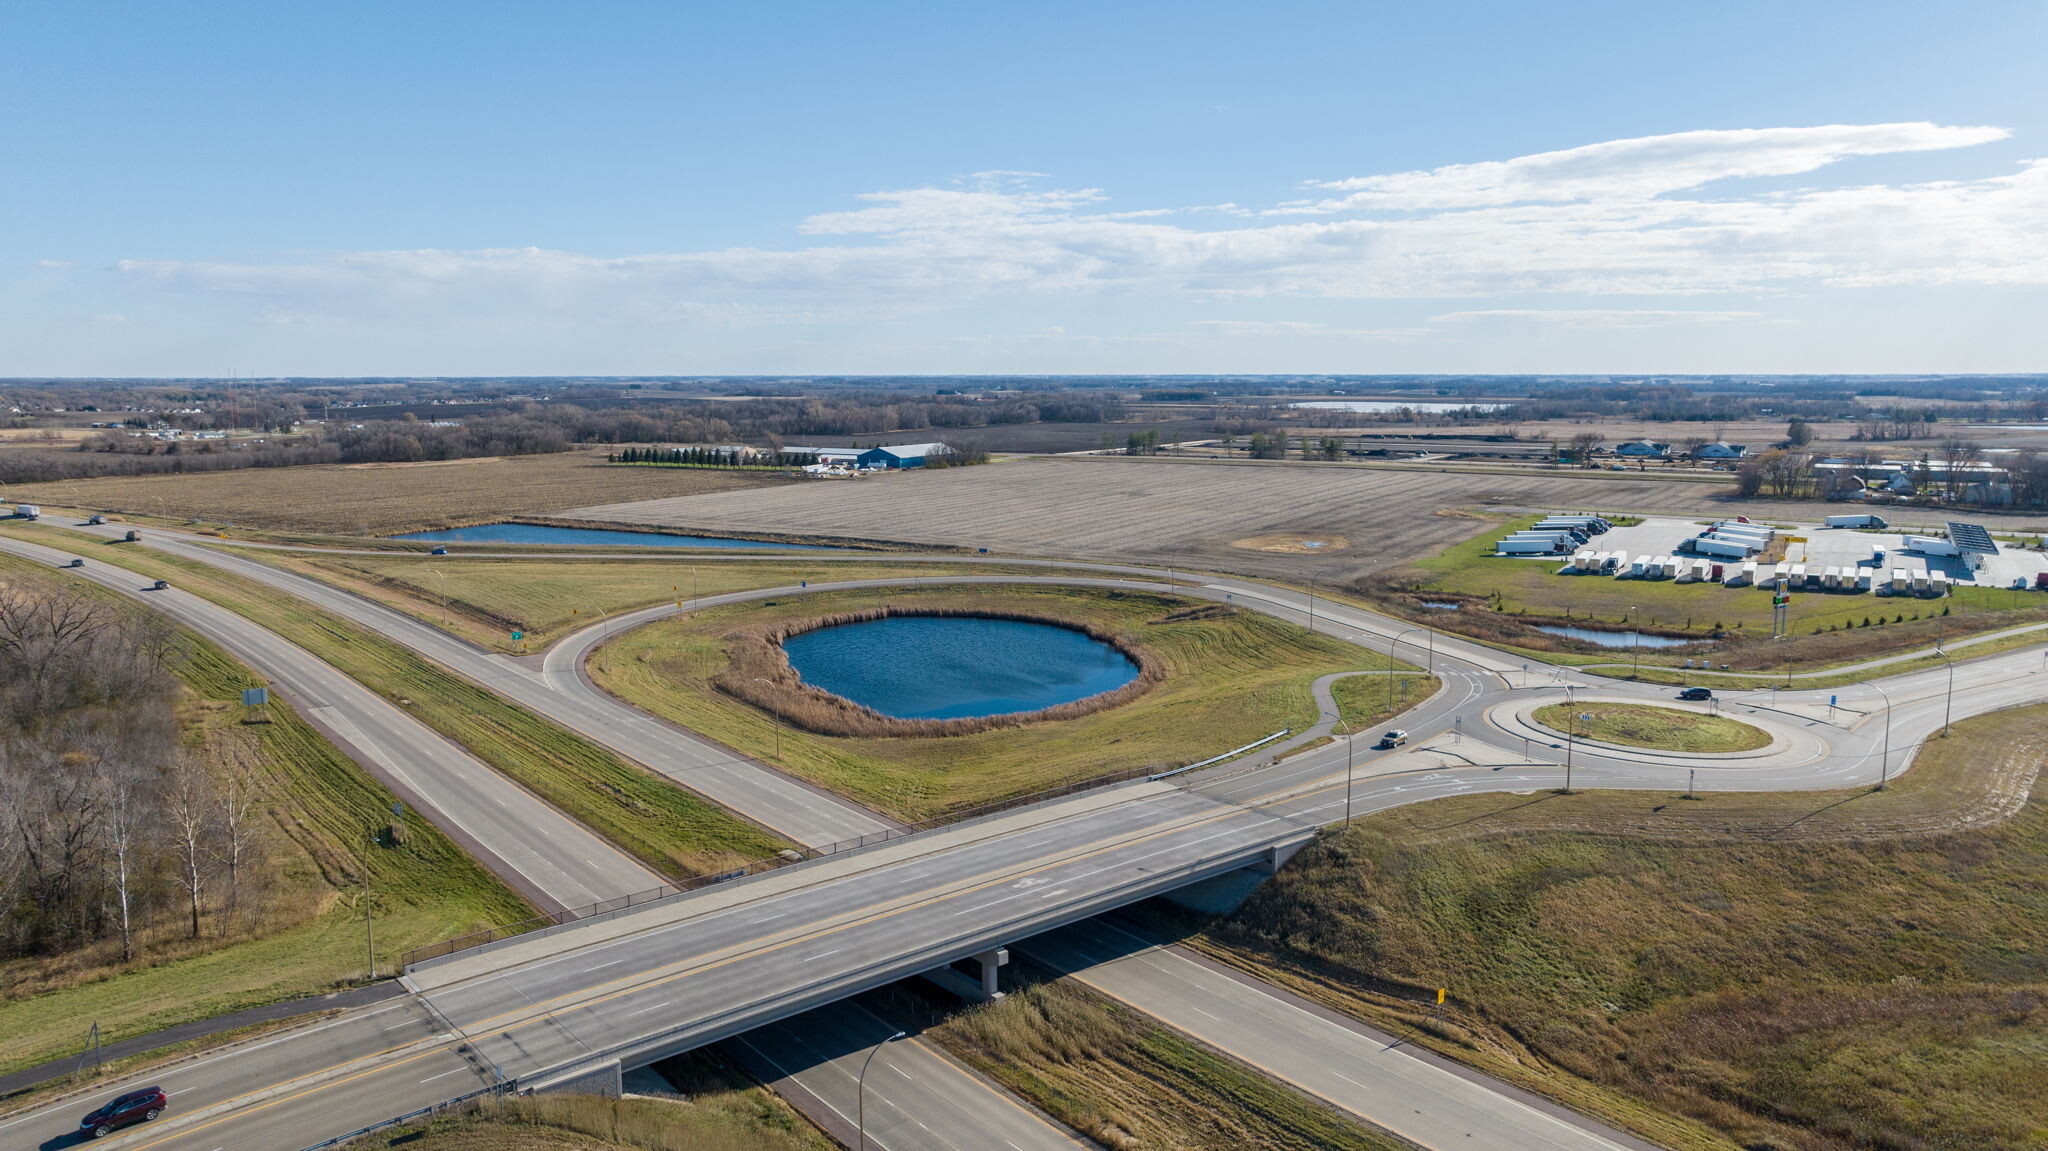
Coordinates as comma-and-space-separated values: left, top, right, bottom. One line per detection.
1562, 686, 1576, 794
1307, 576, 1317, 636
1936, 642, 1954, 737
1870, 680, 1894, 789
361, 824, 376, 982
1343, 721, 1355, 826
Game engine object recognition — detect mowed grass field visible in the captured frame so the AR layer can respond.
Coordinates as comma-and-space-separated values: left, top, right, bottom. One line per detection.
1530, 702, 1771, 752
2, 449, 789, 536
0, 558, 531, 1076
270, 553, 1089, 651
1175, 704, 2048, 1151
593, 585, 1413, 820
8, 521, 789, 878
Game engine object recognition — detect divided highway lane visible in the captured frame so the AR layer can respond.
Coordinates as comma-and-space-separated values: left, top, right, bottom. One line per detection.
68, 524, 893, 848
0, 533, 659, 912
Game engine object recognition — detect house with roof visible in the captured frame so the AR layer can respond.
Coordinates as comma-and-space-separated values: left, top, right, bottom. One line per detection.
1614, 440, 1669, 458
1694, 442, 1747, 460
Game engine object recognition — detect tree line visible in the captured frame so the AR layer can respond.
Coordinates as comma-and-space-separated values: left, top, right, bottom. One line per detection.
609, 447, 821, 467
0, 586, 267, 962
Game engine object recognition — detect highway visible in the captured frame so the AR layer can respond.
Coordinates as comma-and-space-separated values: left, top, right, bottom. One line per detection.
5, 517, 2040, 1151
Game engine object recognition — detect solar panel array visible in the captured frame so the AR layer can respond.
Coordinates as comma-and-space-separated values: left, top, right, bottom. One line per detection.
1945, 521, 1999, 555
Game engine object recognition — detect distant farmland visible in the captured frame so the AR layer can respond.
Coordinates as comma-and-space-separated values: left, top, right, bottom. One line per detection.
553, 456, 1781, 580
2, 449, 790, 535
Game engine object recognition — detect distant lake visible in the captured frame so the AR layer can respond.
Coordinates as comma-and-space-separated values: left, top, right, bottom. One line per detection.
1291, 400, 1504, 414
392, 523, 845, 550
784, 615, 1139, 719
1536, 625, 1694, 649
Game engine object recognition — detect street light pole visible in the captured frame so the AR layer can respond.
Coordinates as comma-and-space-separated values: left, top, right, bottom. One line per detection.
1628, 605, 1639, 678
1562, 685, 1575, 795
1343, 721, 1355, 826
753, 678, 783, 757
1869, 680, 1893, 790
858, 1030, 908, 1151
1935, 643, 1954, 737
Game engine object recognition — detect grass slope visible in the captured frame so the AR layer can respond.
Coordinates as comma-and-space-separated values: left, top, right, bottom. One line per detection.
272, 552, 1082, 652
11, 522, 789, 878
1176, 705, 2048, 1151
0, 559, 531, 1076
908, 969, 1410, 1151
372, 1053, 831, 1151
594, 585, 1412, 821
1530, 702, 1771, 752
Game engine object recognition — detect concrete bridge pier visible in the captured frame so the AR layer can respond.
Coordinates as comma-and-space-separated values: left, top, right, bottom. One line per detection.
923, 946, 1010, 1002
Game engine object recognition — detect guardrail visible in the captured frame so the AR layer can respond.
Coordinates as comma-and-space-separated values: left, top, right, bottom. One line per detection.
296, 1084, 504, 1150
402, 733, 1290, 969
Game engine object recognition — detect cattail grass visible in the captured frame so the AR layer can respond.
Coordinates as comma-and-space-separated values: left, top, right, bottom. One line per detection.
714, 606, 1164, 738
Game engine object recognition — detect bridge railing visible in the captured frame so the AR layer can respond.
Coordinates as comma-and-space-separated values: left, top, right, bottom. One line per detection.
401, 732, 1291, 970
295, 1084, 506, 1150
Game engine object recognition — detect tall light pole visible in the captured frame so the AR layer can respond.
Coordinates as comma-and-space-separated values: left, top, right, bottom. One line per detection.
753, 678, 783, 758
1389, 627, 1428, 711
858, 1030, 908, 1151
1628, 605, 1640, 678
1869, 680, 1893, 790
1561, 685, 1576, 795
1341, 720, 1355, 826
1935, 642, 1954, 737
1306, 575, 1317, 636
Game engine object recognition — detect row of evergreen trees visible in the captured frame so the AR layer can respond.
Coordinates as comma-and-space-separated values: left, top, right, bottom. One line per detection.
608, 446, 821, 467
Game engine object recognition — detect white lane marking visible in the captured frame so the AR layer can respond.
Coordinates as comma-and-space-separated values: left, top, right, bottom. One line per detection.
583, 960, 621, 972
626, 1001, 673, 1017
420, 1068, 469, 1083
803, 948, 841, 962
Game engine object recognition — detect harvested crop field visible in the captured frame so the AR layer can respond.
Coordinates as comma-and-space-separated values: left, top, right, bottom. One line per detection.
2, 449, 789, 535
569, 455, 2048, 580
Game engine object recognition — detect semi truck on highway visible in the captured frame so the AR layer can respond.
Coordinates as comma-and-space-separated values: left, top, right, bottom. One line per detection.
14, 504, 40, 520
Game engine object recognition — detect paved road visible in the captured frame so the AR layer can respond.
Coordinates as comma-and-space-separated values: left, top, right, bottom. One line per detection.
12, 518, 2044, 1151
0, 533, 660, 914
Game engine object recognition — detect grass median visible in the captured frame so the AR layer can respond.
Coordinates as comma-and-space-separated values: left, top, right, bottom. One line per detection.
1156, 702, 2048, 1151
0, 556, 532, 1077
8, 522, 790, 879
260, 551, 1104, 652
593, 585, 1421, 821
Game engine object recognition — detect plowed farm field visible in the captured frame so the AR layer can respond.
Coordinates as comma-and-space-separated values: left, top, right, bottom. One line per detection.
566, 455, 1984, 580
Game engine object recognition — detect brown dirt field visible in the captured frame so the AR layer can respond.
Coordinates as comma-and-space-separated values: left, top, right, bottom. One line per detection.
1, 449, 792, 535
566, 455, 2048, 581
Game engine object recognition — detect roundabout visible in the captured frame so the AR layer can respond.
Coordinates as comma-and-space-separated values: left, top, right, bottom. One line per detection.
1527, 700, 1771, 753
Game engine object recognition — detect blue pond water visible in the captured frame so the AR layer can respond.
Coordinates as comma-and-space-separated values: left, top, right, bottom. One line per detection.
783, 615, 1140, 720
1535, 625, 1694, 649
391, 523, 843, 550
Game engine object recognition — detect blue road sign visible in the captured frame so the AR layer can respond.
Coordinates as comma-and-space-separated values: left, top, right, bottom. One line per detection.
240, 687, 269, 707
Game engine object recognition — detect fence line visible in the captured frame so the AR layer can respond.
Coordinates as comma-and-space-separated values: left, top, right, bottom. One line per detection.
295, 1085, 504, 1151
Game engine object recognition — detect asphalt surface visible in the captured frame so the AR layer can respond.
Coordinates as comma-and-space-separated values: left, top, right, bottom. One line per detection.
8, 517, 2040, 1151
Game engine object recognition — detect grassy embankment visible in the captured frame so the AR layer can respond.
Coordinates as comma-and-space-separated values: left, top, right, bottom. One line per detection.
1373, 512, 2048, 686
366, 1052, 830, 1151
1166, 703, 2048, 1151
8, 521, 788, 878
893, 973, 1410, 1151
0, 448, 792, 536
1529, 702, 1771, 753
1331, 671, 1441, 733
594, 585, 1422, 821
261, 552, 1106, 652
0, 556, 531, 1077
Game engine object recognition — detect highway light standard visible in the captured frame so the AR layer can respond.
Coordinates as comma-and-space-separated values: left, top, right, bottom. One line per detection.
858, 1030, 908, 1151
1935, 641, 1955, 737
1869, 680, 1894, 790
1341, 719, 1356, 826
752, 678, 783, 758
1561, 685, 1576, 795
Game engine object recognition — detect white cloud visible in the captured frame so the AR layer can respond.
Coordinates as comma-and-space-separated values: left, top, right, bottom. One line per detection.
1290, 122, 2009, 212
1187, 320, 1424, 339
107, 123, 2048, 326
1430, 309, 1766, 328
36, 259, 75, 268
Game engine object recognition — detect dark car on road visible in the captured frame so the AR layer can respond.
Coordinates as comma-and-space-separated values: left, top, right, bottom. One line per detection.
430, 546, 449, 555
1376, 729, 1409, 749
1678, 686, 1713, 701
80, 1087, 168, 1138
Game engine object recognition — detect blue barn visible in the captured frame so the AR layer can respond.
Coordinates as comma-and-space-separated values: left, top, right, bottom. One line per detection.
856, 442, 951, 469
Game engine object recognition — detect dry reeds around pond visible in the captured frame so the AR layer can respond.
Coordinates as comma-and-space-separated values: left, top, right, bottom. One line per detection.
714, 606, 1164, 738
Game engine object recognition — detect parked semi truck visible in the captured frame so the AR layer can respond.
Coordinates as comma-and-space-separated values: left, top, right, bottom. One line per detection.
14, 504, 39, 520
1824, 513, 1888, 529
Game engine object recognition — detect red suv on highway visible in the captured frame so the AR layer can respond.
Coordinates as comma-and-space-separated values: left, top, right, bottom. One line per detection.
79, 1087, 168, 1138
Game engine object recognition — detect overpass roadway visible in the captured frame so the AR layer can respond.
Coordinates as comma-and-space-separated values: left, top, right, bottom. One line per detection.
7, 519, 2043, 1151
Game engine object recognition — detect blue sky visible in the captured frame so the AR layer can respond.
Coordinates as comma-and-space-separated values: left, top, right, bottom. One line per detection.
5, 0, 2045, 376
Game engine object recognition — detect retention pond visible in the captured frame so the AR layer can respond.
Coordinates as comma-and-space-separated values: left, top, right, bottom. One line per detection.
783, 615, 1140, 720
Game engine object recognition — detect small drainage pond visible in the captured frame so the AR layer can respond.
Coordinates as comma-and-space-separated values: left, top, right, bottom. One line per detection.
1535, 625, 1694, 649
391, 523, 846, 550
783, 615, 1140, 719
